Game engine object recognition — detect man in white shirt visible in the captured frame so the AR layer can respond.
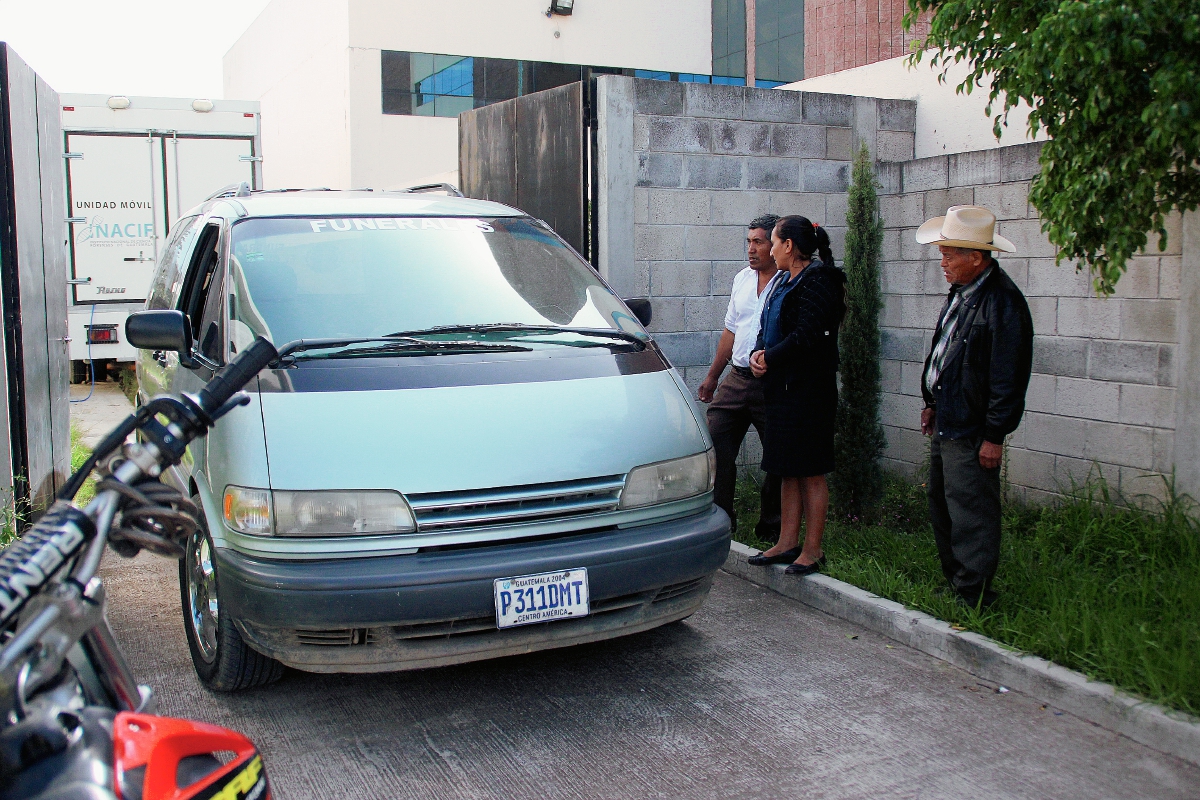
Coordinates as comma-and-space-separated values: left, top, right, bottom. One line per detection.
698, 215, 783, 537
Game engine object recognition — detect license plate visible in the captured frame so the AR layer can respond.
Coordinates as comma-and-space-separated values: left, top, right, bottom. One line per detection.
494, 568, 590, 629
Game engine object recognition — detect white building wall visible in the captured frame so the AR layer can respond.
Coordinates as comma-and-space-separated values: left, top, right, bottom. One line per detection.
223, 0, 353, 188
226, 0, 713, 191
346, 48, 459, 190
784, 53, 1048, 160
346, 0, 711, 74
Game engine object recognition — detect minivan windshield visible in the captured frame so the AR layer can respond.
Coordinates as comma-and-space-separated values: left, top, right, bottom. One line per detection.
227, 216, 644, 353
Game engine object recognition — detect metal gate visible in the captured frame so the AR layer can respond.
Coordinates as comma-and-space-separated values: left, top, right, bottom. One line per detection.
459, 82, 595, 264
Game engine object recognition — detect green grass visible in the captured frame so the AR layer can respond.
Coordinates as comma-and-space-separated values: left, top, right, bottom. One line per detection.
117, 365, 139, 406
70, 424, 99, 507
732, 471, 1200, 715
0, 424, 99, 551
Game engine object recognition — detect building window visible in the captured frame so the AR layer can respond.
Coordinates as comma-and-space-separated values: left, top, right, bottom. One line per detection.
712, 1, 803, 85
382, 51, 747, 117
756, 0, 804, 84
712, 0, 747, 79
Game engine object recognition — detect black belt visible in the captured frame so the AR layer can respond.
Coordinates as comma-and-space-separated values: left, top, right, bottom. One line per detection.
731, 365, 756, 378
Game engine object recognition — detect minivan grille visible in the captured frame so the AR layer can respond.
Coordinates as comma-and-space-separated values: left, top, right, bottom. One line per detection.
294, 628, 375, 646
406, 475, 624, 532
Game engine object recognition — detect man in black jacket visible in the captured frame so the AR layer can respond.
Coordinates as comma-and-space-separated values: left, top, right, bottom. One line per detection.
915, 206, 1033, 608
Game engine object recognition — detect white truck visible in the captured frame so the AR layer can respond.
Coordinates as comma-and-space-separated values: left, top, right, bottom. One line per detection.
61, 94, 261, 377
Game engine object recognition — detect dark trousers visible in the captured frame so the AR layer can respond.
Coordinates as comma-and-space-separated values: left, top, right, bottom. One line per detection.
706, 369, 782, 538
928, 434, 1002, 599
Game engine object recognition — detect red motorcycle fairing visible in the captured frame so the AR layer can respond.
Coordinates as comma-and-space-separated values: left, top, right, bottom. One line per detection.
113, 713, 269, 800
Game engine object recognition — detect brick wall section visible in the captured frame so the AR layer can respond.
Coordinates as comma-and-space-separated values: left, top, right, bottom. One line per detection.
626, 78, 917, 469
876, 142, 1184, 504
804, 1, 931, 79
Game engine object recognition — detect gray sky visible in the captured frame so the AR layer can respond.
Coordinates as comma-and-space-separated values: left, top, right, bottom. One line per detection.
0, 0, 273, 98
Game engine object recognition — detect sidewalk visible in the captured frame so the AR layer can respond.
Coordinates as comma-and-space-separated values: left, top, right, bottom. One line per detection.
69, 381, 134, 448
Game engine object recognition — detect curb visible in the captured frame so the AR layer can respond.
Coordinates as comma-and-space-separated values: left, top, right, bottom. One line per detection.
723, 540, 1200, 767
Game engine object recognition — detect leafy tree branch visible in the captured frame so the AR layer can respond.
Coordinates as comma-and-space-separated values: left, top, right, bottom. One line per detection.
905, 1, 1199, 294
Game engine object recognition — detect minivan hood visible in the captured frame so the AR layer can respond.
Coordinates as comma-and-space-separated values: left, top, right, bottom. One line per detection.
258, 370, 708, 494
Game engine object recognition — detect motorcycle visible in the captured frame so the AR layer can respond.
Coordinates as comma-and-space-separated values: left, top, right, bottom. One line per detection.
0, 333, 279, 800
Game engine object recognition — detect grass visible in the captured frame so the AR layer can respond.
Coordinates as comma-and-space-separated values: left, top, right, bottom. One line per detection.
70, 423, 99, 507
117, 365, 139, 406
0, 424, 99, 551
732, 471, 1200, 715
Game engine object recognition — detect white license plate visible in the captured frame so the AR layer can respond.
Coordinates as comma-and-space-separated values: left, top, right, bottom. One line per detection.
494, 568, 590, 629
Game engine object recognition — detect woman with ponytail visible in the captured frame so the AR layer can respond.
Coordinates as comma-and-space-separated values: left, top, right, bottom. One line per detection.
746, 216, 846, 575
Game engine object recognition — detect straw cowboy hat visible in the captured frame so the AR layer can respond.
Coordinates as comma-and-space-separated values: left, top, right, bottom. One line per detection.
916, 205, 1016, 253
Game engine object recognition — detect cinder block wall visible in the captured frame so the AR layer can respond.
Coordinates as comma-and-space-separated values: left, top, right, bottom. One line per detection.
598, 77, 917, 470
876, 143, 1184, 504
595, 76, 1194, 501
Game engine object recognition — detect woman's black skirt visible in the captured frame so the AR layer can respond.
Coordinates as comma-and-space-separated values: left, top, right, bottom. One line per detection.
761, 372, 838, 478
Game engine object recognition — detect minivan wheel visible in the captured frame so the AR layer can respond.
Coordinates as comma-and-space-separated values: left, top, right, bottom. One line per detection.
180, 499, 283, 691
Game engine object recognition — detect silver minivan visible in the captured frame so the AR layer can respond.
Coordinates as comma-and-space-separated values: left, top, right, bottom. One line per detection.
128, 189, 730, 690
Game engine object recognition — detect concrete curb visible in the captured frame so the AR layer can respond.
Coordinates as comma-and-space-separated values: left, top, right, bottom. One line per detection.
723, 540, 1200, 767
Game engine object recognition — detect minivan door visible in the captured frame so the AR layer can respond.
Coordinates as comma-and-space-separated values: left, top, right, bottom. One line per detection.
137, 214, 201, 404
168, 218, 226, 481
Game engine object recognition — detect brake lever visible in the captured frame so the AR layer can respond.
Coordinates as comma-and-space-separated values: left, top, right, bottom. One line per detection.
209, 392, 251, 422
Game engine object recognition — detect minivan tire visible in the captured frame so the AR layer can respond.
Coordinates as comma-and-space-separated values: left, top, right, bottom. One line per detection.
180, 497, 283, 691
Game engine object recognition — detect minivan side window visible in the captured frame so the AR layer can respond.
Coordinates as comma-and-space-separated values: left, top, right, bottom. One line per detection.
176, 222, 224, 366
147, 216, 200, 310
196, 264, 226, 365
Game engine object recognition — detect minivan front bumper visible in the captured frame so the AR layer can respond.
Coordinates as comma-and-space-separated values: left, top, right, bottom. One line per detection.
215, 505, 731, 672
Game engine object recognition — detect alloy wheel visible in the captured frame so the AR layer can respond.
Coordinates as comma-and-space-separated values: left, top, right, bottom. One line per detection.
186, 529, 220, 663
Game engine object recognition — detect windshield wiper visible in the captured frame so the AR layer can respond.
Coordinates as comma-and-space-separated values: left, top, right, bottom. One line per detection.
383, 324, 648, 350
273, 336, 530, 363
303, 340, 531, 359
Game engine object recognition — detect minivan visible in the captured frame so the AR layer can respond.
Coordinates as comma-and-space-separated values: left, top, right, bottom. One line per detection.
127, 188, 731, 690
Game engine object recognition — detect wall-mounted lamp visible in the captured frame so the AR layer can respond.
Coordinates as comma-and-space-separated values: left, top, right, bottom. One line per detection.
547, 0, 573, 16
106, 96, 131, 110
191, 99, 215, 112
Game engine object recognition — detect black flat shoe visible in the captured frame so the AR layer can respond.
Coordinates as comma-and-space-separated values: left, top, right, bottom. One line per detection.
784, 555, 826, 576
747, 546, 801, 566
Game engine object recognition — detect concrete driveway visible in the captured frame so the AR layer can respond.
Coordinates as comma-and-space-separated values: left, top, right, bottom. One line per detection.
101, 553, 1199, 799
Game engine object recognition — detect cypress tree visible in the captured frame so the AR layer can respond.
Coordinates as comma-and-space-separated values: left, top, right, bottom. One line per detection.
832, 143, 886, 521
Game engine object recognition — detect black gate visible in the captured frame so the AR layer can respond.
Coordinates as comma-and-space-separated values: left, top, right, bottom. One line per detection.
458, 81, 596, 264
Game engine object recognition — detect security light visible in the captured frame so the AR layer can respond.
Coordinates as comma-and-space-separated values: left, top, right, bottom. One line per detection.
106, 96, 131, 110
548, 0, 573, 15
191, 99, 215, 113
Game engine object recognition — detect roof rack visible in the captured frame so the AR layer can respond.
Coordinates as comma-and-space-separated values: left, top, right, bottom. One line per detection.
395, 182, 464, 197
205, 181, 253, 201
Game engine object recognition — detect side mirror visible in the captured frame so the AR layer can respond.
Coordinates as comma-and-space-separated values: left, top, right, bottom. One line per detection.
126, 310, 193, 354
624, 298, 653, 328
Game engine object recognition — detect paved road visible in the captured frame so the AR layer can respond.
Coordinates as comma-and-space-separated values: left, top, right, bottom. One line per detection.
100, 552, 1199, 799
69, 381, 134, 448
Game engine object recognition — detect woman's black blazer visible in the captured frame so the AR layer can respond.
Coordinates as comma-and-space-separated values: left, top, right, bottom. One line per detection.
754, 261, 846, 391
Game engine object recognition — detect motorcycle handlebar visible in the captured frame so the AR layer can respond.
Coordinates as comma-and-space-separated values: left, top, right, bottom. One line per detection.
196, 337, 278, 418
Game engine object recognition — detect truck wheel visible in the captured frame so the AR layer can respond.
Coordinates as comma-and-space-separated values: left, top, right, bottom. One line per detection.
180, 499, 283, 691
71, 361, 89, 384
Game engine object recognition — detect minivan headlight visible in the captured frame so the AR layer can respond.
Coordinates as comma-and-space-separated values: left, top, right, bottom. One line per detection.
618, 450, 715, 510
223, 487, 416, 536
224, 486, 271, 535
274, 490, 416, 536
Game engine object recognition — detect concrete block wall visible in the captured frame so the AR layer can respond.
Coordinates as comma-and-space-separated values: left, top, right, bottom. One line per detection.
598, 77, 917, 470
876, 141, 1187, 504
596, 76, 1196, 502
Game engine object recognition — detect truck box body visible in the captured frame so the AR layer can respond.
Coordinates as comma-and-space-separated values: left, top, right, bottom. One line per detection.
61, 95, 260, 363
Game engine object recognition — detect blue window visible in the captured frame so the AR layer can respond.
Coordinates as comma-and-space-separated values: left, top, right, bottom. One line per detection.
382, 51, 761, 118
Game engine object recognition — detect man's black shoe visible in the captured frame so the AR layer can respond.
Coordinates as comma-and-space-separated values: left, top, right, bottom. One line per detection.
956, 587, 999, 609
